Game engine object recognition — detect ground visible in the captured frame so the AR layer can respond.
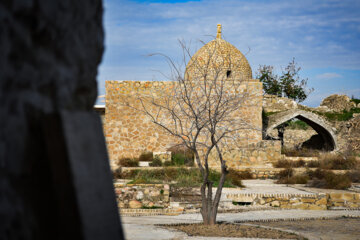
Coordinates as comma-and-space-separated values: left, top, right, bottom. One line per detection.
120, 179, 360, 239
121, 210, 360, 240
258, 218, 360, 240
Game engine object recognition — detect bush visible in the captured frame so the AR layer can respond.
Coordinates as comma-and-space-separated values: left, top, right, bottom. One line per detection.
287, 120, 309, 130
318, 153, 358, 170
150, 156, 162, 167
172, 153, 185, 166
277, 175, 309, 184
307, 160, 320, 168
118, 158, 139, 167
139, 152, 153, 162
276, 168, 308, 184
308, 169, 352, 189
163, 161, 173, 167
277, 168, 294, 179
273, 160, 306, 168
112, 167, 122, 179
226, 169, 252, 187
346, 170, 360, 183
168, 145, 194, 166
281, 148, 320, 157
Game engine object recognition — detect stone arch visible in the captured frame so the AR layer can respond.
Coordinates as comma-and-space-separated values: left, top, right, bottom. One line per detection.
265, 109, 338, 151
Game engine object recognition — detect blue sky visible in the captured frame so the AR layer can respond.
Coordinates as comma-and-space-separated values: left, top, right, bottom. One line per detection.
97, 0, 360, 107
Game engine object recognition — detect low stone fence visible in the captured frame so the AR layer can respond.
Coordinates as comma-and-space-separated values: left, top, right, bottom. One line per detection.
114, 182, 170, 209
226, 192, 360, 210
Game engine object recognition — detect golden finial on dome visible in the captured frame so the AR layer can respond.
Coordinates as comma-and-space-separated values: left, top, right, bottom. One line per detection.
216, 24, 222, 39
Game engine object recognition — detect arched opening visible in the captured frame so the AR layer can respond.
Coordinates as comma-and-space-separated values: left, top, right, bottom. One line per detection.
265, 110, 337, 152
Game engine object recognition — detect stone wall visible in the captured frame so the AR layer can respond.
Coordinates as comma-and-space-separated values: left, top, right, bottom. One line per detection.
210, 140, 281, 168
114, 183, 170, 209
105, 80, 264, 169
263, 95, 298, 113
227, 192, 360, 210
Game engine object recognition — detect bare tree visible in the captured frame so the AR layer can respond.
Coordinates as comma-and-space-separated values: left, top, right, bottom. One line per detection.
123, 39, 257, 225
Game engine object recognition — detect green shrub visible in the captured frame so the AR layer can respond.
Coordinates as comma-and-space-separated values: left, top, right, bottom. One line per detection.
149, 156, 162, 167
351, 98, 360, 105
287, 120, 309, 130
168, 145, 194, 166
172, 153, 185, 166
314, 107, 360, 122
118, 158, 139, 167
139, 152, 153, 162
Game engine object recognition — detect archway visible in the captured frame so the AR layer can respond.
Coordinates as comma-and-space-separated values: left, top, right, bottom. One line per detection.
265, 109, 338, 151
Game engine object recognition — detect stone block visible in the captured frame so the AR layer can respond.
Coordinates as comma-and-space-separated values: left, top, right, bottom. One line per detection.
129, 200, 142, 209
301, 198, 316, 203
270, 201, 280, 207
329, 193, 343, 200
315, 197, 327, 205
342, 193, 355, 201
355, 193, 360, 200
307, 204, 326, 210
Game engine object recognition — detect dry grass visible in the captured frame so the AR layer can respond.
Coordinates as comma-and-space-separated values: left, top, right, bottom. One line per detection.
273, 159, 306, 168
307, 169, 352, 189
166, 223, 303, 239
276, 168, 308, 184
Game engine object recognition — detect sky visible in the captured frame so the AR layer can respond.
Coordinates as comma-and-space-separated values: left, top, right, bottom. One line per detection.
97, 0, 360, 107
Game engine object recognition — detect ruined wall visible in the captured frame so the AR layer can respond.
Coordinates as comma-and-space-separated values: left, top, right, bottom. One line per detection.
105, 79, 264, 168
263, 94, 298, 113
209, 140, 281, 168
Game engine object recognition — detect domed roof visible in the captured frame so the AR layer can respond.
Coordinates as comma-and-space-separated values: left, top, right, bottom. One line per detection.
185, 24, 252, 81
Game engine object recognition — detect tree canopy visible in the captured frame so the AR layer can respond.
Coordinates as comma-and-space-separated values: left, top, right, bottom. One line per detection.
256, 58, 313, 102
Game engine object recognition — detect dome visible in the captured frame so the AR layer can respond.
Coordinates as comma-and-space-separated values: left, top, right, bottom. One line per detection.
185, 24, 252, 81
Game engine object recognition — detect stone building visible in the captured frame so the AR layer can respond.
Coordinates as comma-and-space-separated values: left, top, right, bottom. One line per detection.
102, 25, 351, 170
104, 25, 282, 169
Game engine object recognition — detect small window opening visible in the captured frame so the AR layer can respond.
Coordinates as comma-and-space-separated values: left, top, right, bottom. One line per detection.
226, 70, 231, 78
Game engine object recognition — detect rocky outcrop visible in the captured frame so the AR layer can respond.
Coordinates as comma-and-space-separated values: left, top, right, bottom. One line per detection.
320, 94, 356, 112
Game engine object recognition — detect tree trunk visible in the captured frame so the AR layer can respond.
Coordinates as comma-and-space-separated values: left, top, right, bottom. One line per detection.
200, 168, 227, 225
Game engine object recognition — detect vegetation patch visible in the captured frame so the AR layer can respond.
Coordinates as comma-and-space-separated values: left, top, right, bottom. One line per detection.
273, 159, 306, 168
166, 223, 304, 239
313, 107, 360, 122
307, 169, 352, 190
281, 148, 320, 157
286, 120, 310, 130
276, 168, 309, 184
118, 158, 139, 167
115, 168, 247, 188
139, 151, 153, 162
350, 97, 360, 105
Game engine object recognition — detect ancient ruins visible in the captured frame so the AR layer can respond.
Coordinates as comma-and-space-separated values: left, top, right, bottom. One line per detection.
99, 25, 360, 170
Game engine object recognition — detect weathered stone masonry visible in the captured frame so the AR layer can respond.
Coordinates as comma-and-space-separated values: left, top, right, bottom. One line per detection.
105, 79, 271, 168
